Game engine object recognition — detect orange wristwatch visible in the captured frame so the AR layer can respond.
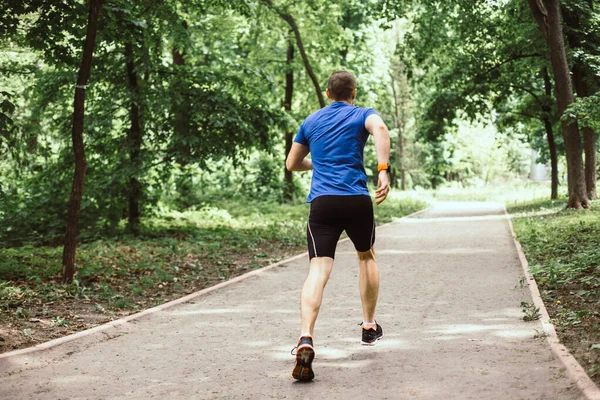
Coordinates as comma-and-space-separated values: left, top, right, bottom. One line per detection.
377, 163, 390, 172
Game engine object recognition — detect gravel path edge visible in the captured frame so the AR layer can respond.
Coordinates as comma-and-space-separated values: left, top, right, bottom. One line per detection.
504, 205, 600, 400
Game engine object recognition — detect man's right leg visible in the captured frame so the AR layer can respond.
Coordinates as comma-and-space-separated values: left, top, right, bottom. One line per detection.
301, 256, 334, 337
293, 255, 335, 381
293, 196, 341, 380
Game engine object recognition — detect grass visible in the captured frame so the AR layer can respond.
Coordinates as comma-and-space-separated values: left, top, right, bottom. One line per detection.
508, 196, 600, 382
0, 193, 427, 352
430, 180, 554, 203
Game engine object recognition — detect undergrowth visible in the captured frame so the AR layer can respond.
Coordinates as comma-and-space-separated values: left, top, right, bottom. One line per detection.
509, 197, 600, 382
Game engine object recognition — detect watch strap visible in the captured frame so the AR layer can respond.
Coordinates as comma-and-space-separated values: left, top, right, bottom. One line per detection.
377, 163, 390, 172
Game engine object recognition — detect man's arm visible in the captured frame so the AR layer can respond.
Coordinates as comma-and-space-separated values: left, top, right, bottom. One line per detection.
286, 142, 312, 171
365, 114, 391, 205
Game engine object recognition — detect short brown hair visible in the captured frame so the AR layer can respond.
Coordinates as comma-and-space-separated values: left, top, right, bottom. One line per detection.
327, 71, 356, 101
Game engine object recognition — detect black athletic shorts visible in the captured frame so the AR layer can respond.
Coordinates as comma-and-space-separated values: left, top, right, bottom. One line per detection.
307, 195, 375, 259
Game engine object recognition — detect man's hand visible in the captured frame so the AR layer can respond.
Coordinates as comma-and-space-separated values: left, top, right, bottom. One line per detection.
375, 170, 390, 205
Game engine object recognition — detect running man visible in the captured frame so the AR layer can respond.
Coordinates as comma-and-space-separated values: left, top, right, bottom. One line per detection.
285, 71, 391, 381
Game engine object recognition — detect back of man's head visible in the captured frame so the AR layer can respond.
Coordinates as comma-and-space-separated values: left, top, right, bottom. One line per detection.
327, 71, 356, 102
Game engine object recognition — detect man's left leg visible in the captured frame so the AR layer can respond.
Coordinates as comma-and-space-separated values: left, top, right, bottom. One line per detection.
344, 196, 383, 345
357, 248, 384, 345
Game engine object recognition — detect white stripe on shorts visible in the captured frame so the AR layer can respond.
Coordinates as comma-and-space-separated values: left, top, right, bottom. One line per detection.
308, 222, 318, 257
370, 220, 375, 248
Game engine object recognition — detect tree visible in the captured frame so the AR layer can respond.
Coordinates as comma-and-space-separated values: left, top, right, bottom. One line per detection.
263, 0, 326, 108
542, 67, 560, 199
527, 0, 589, 208
62, 0, 105, 283
124, 40, 144, 234
561, 1, 598, 200
379, 1, 546, 188
283, 34, 295, 201
390, 58, 409, 190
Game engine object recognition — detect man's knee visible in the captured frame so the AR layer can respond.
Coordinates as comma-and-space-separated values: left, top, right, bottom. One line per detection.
356, 248, 375, 261
309, 257, 334, 277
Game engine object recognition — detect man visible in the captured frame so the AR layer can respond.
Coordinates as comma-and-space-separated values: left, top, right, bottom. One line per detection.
286, 70, 391, 381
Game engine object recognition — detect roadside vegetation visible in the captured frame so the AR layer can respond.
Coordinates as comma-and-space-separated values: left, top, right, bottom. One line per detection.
509, 196, 600, 384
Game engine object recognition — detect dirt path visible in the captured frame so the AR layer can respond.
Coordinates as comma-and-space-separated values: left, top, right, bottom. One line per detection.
0, 202, 584, 399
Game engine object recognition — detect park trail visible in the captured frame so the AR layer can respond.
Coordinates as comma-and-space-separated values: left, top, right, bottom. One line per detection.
0, 202, 586, 399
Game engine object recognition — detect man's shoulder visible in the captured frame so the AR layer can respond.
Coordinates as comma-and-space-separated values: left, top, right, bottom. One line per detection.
304, 106, 328, 122
301, 104, 378, 131
300, 107, 329, 133
356, 105, 378, 115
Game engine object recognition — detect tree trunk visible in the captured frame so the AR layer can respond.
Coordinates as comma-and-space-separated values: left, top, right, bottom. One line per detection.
562, 5, 597, 200
125, 41, 143, 234
527, 0, 588, 208
283, 36, 294, 202
573, 66, 597, 200
172, 20, 192, 204
264, 0, 325, 108
399, 90, 407, 191
62, 0, 104, 283
542, 67, 559, 200
582, 127, 596, 200
390, 72, 400, 189
390, 72, 406, 190
173, 20, 189, 147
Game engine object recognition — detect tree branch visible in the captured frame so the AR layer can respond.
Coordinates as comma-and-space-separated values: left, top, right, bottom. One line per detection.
262, 0, 326, 108
479, 53, 543, 79
528, 0, 549, 38
508, 84, 544, 107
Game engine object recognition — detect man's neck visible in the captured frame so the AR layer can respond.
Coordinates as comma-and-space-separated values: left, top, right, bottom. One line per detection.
332, 100, 353, 105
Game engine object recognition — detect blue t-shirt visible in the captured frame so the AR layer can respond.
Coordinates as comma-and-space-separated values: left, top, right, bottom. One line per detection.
294, 102, 378, 202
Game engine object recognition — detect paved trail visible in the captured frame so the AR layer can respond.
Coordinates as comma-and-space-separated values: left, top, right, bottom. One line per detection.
0, 202, 584, 399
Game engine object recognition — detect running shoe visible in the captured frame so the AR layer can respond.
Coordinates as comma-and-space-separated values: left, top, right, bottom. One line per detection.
291, 336, 315, 381
361, 322, 383, 345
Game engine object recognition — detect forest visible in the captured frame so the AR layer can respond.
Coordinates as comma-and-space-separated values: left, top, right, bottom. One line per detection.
1, 0, 600, 383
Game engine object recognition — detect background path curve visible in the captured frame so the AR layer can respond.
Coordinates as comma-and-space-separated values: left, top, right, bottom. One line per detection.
0, 202, 584, 399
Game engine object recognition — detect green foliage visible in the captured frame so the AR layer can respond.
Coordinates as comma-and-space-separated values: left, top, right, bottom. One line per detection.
565, 92, 600, 132
373, 0, 599, 190
1, 0, 597, 296
0, 91, 15, 153
520, 301, 542, 322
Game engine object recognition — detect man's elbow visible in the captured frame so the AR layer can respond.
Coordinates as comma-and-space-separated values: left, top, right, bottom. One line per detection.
375, 124, 389, 135
373, 124, 389, 138
285, 158, 295, 171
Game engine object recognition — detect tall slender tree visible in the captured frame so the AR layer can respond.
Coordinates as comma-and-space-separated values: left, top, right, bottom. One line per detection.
541, 67, 559, 199
283, 34, 295, 201
390, 58, 409, 191
62, 0, 105, 283
125, 41, 143, 234
527, 0, 589, 208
